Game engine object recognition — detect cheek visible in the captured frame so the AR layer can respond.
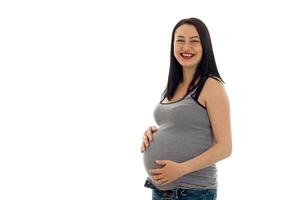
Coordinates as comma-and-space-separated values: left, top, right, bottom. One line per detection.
195, 53, 203, 63
195, 45, 202, 52
195, 48, 203, 57
174, 53, 180, 63
174, 46, 180, 53
174, 48, 181, 57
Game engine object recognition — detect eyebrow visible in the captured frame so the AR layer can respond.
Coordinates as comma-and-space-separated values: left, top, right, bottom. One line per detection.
176, 35, 200, 39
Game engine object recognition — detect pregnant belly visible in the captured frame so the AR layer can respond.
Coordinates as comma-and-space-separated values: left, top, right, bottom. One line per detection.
143, 129, 208, 176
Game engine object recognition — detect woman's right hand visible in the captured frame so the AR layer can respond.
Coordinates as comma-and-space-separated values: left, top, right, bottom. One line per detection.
141, 126, 158, 153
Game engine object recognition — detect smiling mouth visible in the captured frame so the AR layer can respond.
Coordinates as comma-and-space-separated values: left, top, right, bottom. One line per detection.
180, 53, 194, 59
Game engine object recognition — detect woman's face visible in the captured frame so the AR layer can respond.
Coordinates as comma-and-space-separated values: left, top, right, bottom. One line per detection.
173, 24, 203, 69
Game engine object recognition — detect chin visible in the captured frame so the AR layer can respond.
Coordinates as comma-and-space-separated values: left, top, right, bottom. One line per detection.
181, 63, 197, 68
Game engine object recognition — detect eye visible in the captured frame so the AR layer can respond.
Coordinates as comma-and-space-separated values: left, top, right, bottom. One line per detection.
191, 40, 200, 42
176, 39, 184, 42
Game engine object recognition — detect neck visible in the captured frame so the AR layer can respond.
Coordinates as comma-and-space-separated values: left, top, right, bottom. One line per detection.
181, 67, 199, 87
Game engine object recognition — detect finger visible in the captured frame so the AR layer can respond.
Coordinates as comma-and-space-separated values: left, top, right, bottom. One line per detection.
146, 130, 153, 141
156, 178, 168, 185
155, 160, 167, 166
159, 179, 169, 186
152, 174, 165, 181
143, 135, 149, 148
148, 126, 158, 142
141, 144, 145, 153
144, 128, 151, 139
151, 126, 158, 132
149, 169, 162, 175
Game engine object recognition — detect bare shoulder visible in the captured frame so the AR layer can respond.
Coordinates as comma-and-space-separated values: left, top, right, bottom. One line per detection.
203, 76, 229, 109
205, 76, 225, 92
202, 76, 232, 151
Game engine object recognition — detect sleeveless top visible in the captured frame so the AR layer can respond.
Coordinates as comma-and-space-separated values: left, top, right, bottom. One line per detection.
143, 76, 218, 191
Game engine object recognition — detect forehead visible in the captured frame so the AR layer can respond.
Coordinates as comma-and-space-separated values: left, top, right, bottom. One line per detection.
174, 24, 199, 37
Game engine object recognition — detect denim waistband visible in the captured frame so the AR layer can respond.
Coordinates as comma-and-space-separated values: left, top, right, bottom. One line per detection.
144, 179, 175, 192
144, 179, 217, 200
144, 179, 185, 199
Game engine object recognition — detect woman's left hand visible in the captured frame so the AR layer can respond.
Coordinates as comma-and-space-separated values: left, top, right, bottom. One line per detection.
148, 160, 188, 186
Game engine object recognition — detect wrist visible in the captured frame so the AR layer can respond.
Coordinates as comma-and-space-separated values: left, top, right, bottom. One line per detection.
180, 162, 194, 175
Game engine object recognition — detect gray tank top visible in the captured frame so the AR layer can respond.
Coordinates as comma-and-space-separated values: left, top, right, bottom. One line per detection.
143, 78, 218, 191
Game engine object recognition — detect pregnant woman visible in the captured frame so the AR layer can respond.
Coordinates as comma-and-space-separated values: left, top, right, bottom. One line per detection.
141, 17, 232, 200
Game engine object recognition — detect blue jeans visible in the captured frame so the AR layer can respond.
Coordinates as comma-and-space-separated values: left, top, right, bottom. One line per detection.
144, 179, 217, 200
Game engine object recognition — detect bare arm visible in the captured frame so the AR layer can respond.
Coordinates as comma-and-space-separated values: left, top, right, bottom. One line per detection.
181, 77, 232, 174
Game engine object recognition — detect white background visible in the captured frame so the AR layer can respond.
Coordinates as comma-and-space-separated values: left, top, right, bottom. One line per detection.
1, 0, 300, 199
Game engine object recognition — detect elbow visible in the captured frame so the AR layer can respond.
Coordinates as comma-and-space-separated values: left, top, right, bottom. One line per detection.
225, 148, 232, 158
217, 143, 232, 158
224, 145, 232, 158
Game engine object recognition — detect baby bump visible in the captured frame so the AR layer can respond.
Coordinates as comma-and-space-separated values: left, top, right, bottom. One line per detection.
143, 129, 205, 176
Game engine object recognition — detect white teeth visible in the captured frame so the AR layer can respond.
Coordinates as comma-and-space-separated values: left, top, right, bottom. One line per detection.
182, 53, 193, 57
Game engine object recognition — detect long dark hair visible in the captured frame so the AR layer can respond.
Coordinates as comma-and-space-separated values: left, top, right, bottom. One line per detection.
161, 17, 225, 101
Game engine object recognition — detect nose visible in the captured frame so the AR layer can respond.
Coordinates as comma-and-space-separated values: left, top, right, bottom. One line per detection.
182, 41, 192, 51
